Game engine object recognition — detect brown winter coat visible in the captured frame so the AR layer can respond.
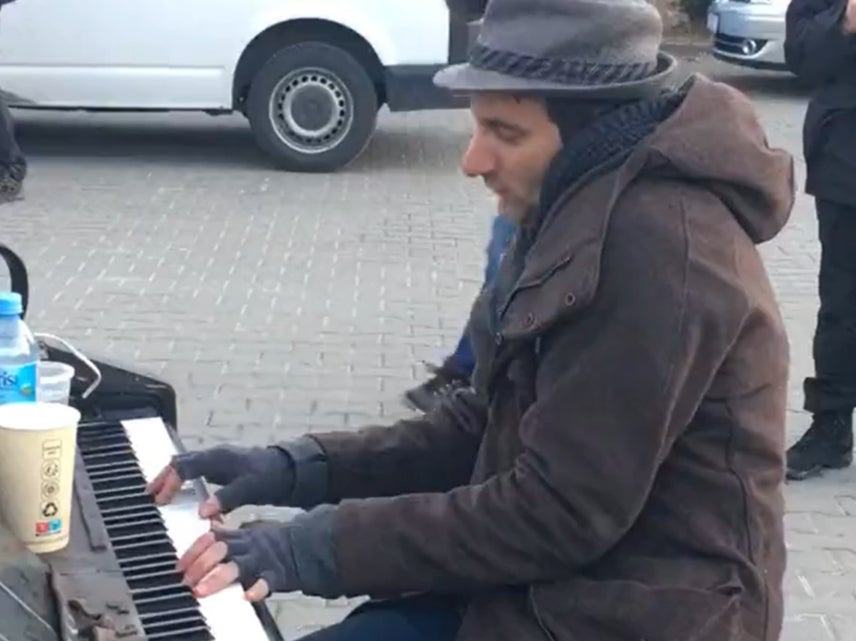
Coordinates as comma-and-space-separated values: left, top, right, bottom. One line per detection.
308, 74, 795, 640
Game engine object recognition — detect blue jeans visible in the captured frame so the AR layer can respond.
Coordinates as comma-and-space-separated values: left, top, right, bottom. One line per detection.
449, 215, 517, 376
296, 595, 462, 641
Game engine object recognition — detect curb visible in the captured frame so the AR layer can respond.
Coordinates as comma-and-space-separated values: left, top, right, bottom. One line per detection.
662, 36, 713, 58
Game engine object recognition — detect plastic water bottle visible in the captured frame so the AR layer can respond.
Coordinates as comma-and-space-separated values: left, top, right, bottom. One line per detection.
0, 291, 39, 405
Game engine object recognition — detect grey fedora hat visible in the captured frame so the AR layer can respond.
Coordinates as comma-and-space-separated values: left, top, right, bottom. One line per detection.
434, 0, 678, 100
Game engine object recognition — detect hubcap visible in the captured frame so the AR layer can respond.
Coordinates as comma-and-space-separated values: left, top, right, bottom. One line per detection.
268, 68, 354, 155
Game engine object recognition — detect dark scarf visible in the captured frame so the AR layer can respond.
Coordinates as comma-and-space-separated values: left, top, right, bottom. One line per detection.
487, 88, 688, 334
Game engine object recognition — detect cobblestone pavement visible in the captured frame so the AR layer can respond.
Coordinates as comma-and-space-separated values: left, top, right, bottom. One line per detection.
1, 50, 854, 640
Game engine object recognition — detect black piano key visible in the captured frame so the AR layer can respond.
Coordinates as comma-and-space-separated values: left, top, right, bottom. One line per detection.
143, 613, 208, 630
85, 458, 141, 472
76, 421, 214, 641
114, 541, 179, 561
77, 427, 125, 443
80, 441, 134, 455
82, 450, 139, 467
108, 522, 166, 542
87, 462, 141, 478
139, 604, 203, 622
78, 430, 126, 441
134, 589, 201, 612
147, 626, 212, 641
91, 486, 152, 501
101, 507, 160, 525
116, 553, 177, 573
98, 498, 160, 514
128, 575, 186, 591
124, 564, 178, 582
104, 513, 164, 530
131, 584, 196, 600
81, 442, 135, 456
103, 511, 163, 527
126, 567, 183, 587
112, 531, 170, 549
79, 431, 132, 446
89, 472, 149, 490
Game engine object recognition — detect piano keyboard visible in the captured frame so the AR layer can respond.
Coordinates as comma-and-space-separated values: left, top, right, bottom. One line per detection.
76, 417, 275, 641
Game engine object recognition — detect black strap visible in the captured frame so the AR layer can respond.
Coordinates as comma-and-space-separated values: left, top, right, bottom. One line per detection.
0, 243, 28, 318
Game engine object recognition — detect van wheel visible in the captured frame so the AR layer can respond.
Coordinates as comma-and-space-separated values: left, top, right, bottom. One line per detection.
246, 42, 379, 172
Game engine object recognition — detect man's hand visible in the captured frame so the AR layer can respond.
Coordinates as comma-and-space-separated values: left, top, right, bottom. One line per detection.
843, 0, 856, 34
177, 522, 296, 601
145, 445, 296, 518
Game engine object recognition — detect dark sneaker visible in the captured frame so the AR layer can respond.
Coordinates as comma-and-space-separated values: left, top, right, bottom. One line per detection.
786, 411, 853, 481
403, 360, 471, 413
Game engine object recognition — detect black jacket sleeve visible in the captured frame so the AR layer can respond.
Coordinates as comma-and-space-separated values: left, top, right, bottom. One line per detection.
785, 0, 856, 83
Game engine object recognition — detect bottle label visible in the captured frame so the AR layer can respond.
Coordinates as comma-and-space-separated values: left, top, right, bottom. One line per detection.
0, 361, 37, 404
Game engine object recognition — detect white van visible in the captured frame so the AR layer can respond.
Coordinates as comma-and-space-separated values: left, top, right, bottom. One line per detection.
0, 0, 475, 171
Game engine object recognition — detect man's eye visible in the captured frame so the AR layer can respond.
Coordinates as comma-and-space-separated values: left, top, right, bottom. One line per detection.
495, 127, 524, 144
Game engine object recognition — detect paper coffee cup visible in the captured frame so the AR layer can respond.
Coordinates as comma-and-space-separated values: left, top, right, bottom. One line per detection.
0, 402, 81, 554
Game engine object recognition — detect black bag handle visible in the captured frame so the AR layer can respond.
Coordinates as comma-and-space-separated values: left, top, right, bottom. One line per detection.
0, 243, 28, 318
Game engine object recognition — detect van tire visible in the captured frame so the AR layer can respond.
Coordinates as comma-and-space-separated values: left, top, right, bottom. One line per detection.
246, 41, 379, 172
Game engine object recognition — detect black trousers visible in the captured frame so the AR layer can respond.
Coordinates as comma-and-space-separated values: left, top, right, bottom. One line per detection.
804, 199, 856, 413
0, 98, 22, 165
0, 94, 26, 200
296, 595, 462, 641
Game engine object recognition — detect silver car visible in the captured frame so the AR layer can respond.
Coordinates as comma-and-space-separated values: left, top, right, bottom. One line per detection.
707, 0, 790, 71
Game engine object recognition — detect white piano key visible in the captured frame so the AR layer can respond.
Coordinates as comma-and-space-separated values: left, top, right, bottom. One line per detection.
122, 417, 273, 641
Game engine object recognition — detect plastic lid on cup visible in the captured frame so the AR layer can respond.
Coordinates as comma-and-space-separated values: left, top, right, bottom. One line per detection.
0, 291, 23, 317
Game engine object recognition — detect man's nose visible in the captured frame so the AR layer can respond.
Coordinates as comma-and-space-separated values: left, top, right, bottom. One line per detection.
461, 133, 494, 178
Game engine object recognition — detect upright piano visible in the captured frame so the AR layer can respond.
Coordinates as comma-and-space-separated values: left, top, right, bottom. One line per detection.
0, 344, 286, 641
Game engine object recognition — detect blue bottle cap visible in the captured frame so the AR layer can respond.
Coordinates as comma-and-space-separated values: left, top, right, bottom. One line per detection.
0, 292, 23, 316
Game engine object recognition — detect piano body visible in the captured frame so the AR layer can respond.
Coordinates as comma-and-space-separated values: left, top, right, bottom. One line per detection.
0, 343, 286, 641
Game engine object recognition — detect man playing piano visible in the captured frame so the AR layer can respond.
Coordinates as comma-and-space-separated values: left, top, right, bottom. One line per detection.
148, 0, 795, 639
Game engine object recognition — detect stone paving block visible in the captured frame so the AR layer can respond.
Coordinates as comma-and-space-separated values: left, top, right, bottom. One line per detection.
780, 615, 838, 641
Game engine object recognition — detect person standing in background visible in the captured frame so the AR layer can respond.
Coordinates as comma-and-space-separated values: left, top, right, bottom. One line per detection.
0, 0, 26, 204
402, 0, 511, 414
783, 0, 856, 480
403, 215, 517, 413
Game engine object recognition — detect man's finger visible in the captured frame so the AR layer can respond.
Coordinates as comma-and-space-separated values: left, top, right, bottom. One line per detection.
145, 464, 170, 495
244, 578, 270, 602
212, 476, 255, 515
148, 466, 183, 505
198, 496, 222, 519
182, 539, 230, 589
176, 531, 218, 573
193, 562, 240, 599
